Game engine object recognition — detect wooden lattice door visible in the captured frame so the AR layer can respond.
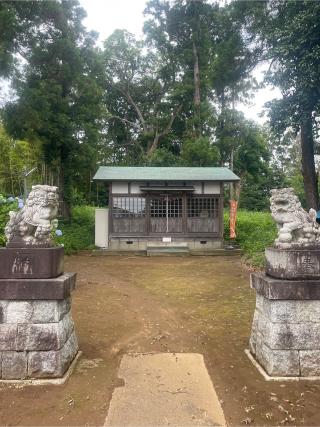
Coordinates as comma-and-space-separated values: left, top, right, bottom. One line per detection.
149, 195, 183, 234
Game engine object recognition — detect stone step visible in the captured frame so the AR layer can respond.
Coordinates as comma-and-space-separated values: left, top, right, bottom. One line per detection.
89, 248, 243, 257
146, 242, 189, 248
190, 248, 243, 256
147, 246, 190, 256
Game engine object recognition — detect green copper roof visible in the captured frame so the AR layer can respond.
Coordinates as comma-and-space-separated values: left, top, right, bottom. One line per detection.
93, 166, 240, 182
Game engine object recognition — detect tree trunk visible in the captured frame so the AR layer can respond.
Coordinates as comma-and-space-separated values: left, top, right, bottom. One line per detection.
59, 166, 71, 221
147, 104, 182, 156
148, 133, 160, 157
192, 40, 201, 137
300, 113, 319, 210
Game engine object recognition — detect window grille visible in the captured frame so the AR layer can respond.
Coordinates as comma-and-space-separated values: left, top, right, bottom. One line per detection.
168, 198, 182, 218
187, 197, 219, 218
150, 198, 166, 218
150, 197, 182, 218
112, 197, 146, 218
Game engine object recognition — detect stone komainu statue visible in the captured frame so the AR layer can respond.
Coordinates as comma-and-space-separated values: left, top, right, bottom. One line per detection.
5, 185, 59, 247
270, 188, 320, 249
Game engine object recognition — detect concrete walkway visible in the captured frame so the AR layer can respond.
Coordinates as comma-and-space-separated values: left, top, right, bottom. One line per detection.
105, 353, 226, 427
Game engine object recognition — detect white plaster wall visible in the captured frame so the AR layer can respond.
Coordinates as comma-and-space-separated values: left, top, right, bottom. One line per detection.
130, 182, 142, 194
111, 180, 220, 194
204, 182, 220, 194
95, 208, 109, 248
193, 182, 202, 194
112, 181, 128, 194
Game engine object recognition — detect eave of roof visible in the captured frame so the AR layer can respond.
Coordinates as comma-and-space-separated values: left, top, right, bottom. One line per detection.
93, 166, 240, 182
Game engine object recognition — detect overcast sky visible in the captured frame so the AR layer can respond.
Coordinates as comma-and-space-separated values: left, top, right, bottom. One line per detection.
80, 0, 146, 41
80, 0, 281, 124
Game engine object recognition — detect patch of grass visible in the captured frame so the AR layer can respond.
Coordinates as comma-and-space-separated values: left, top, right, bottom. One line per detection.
57, 206, 96, 254
224, 209, 277, 268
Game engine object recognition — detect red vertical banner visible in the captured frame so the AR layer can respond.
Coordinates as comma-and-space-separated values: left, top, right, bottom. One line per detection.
229, 200, 238, 239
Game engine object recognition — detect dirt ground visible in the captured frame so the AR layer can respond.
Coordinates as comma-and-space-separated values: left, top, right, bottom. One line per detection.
1, 255, 320, 426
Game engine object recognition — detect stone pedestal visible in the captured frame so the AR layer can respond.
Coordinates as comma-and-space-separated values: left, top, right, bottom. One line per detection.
265, 247, 320, 280
0, 247, 64, 279
249, 248, 320, 377
0, 249, 78, 381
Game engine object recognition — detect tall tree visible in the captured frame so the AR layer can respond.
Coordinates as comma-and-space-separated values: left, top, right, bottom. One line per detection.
238, 0, 320, 209
0, 1, 48, 77
210, 2, 256, 111
144, 0, 257, 184
144, 0, 215, 138
3, 1, 104, 215
102, 29, 183, 159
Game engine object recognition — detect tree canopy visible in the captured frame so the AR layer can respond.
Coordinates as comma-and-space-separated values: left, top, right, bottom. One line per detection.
236, 0, 320, 209
1, 0, 319, 212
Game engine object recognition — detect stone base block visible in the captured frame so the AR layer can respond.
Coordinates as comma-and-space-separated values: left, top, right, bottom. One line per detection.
255, 341, 300, 376
0, 333, 79, 380
1, 298, 71, 324
300, 351, 320, 376
265, 247, 320, 280
0, 296, 78, 380
0, 247, 64, 279
0, 351, 81, 385
250, 273, 320, 377
1, 351, 28, 379
0, 273, 76, 300
250, 272, 320, 300
0, 312, 74, 352
245, 349, 320, 381
27, 332, 78, 378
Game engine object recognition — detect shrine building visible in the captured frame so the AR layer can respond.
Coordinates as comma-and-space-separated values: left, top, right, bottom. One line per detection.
93, 166, 240, 253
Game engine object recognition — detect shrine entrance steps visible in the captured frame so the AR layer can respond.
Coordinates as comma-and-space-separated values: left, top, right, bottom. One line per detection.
146, 242, 190, 256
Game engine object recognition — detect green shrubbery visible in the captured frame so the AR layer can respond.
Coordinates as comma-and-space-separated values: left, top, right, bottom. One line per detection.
56, 206, 96, 254
224, 210, 277, 268
0, 201, 96, 253
0, 197, 17, 246
1, 199, 275, 266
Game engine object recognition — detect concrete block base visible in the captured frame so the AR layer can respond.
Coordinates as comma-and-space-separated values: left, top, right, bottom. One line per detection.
109, 237, 223, 251
0, 297, 78, 380
245, 349, 320, 382
0, 238, 78, 381
249, 272, 320, 377
0, 351, 81, 385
